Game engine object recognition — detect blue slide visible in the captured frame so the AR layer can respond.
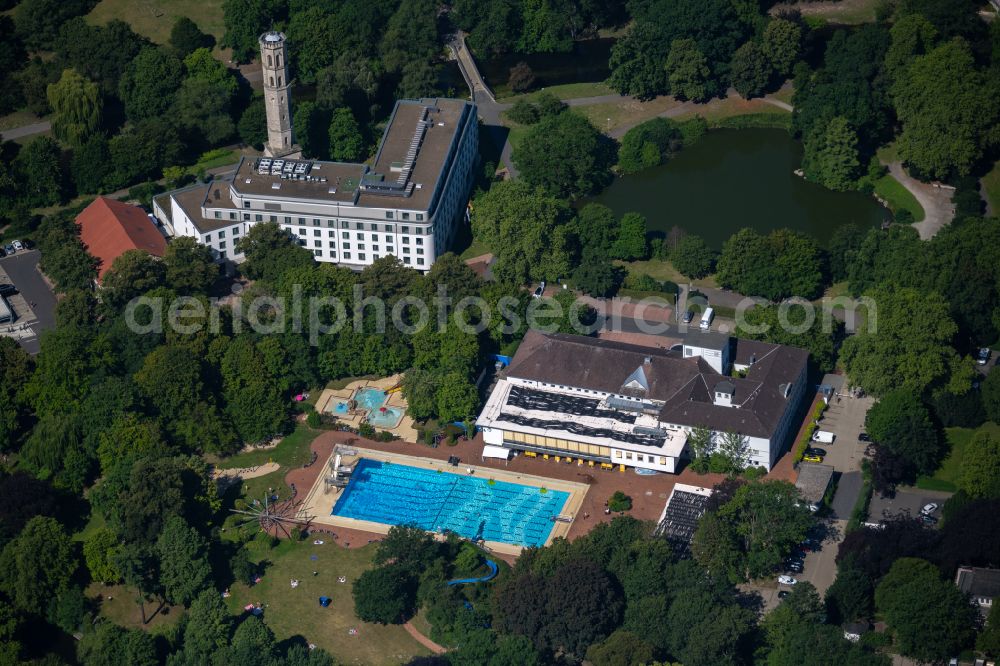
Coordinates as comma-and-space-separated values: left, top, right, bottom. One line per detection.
446, 559, 499, 586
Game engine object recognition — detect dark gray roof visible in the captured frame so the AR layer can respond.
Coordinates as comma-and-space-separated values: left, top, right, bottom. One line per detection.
505, 330, 809, 439
956, 567, 1000, 598
655, 489, 711, 550
683, 330, 730, 350
795, 463, 835, 504
715, 380, 735, 395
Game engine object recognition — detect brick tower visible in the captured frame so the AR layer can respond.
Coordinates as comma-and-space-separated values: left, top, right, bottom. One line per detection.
259, 31, 296, 157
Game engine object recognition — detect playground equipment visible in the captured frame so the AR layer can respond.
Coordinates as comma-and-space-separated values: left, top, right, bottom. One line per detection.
386, 382, 403, 394
231, 493, 313, 538
446, 559, 499, 586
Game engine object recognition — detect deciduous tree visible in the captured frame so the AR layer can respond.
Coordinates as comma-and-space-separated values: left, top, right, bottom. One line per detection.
47, 69, 102, 146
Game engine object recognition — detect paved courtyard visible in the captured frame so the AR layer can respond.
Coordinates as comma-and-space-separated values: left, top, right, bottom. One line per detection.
0, 250, 58, 354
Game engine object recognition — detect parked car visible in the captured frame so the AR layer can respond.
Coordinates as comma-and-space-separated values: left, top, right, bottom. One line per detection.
681, 309, 695, 324
812, 430, 835, 443
778, 575, 798, 585
920, 503, 938, 516
777, 590, 790, 599
4, 244, 14, 255
858, 432, 871, 442
532, 281, 546, 299
806, 447, 827, 457
978, 348, 992, 365
786, 562, 803, 574
0, 284, 15, 297
803, 453, 823, 463
11, 240, 23, 252
920, 514, 938, 526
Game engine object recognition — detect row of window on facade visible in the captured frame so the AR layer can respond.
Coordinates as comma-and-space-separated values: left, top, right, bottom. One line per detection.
214, 210, 426, 229
613, 450, 669, 465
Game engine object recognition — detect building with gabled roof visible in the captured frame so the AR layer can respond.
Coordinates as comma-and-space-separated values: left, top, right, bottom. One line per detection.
75, 196, 167, 282
476, 330, 809, 472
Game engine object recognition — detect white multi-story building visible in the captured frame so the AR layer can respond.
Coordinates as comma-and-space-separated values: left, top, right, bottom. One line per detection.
476, 330, 809, 473
153, 97, 478, 271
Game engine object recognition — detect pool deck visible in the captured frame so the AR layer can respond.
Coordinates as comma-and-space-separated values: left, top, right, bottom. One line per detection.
285, 430, 781, 561
315, 375, 420, 442
297, 446, 589, 557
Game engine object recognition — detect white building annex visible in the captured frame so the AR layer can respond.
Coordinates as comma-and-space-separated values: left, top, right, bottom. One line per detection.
153, 33, 478, 272
476, 330, 809, 473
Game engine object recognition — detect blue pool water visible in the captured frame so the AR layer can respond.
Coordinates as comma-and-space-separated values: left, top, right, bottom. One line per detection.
330, 400, 349, 415
354, 388, 387, 411
368, 407, 404, 428
332, 459, 570, 547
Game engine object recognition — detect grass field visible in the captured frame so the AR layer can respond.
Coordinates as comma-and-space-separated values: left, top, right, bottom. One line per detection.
772, 0, 879, 24
916, 422, 1000, 492
874, 173, 925, 222
87, 582, 182, 633
458, 237, 492, 260
225, 539, 429, 664
674, 97, 791, 128
497, 81, 615, 104
619, 259, 719, 289
572, 97, 685, 135
982, 160, 1000, 214
86, 0, 225, 46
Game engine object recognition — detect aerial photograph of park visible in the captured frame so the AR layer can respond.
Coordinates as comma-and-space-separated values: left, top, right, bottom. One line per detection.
1, 0, 1000, 664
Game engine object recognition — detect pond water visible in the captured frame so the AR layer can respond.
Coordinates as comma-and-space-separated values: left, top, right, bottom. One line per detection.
585, 128, 890, 248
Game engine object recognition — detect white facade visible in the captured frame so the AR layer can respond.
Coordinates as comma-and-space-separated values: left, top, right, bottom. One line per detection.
154, 98, 478, 272
476, 331, 809, 473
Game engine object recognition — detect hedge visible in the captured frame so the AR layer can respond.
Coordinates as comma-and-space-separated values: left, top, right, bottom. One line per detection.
708, 113, 793, 131
794, 399, 828, 463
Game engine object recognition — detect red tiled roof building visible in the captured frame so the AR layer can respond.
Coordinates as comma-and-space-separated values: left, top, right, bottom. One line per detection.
75, 197, 166, 281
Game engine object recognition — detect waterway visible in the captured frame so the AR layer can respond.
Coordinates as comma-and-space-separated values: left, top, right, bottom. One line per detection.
586, 128, 890, 248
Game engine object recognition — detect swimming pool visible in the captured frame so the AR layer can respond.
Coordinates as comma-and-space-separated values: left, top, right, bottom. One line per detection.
354, 388, 387, 411
327, 400, 349, 415
368, 406, 404, 428
332, 459, 570, 547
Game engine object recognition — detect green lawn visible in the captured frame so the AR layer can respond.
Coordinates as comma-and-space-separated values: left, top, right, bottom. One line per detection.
916, 422, 1000, 492
225, 540, 429, 664
982, 160, 1000, 214
86, 0, 225, 46
211, 424, 321, 471
785, 0, 880, 25
619, 259, 719, 289
497, 81, 615, 104
458, 237, 492, 260
874, 173, 925, 222
87, 582, 183, 633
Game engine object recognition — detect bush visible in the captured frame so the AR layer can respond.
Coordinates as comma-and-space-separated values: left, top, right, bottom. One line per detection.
618, 118, 682, 174
670, 234, 716, 279
534, 91, 566, 118
608, 491, 632, 512
507, 99, 540, 125
678, 116, 708, 146
622, 272, 660, 292
127, 181, 164, 208
353, 564, 418, 624
359, 422, 376, 439
306, 410, 322, 428
894, 208, 914, 225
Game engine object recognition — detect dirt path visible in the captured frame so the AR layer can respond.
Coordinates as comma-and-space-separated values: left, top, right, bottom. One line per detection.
403, 622, 448, 655
0, 121, 51, 142
213, 461, 280, 480
886, 162, 956, 239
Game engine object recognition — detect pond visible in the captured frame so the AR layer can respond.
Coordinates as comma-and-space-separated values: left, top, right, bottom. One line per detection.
585, 128, 890, 248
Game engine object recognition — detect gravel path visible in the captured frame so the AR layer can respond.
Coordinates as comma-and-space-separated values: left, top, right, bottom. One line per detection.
886, 162, 956, 239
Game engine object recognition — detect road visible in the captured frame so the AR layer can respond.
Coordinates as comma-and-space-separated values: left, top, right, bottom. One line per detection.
0, 120, 51, 142
0, 249, 58, 354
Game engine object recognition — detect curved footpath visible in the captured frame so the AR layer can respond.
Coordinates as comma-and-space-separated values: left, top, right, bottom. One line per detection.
886, 162, 956, 239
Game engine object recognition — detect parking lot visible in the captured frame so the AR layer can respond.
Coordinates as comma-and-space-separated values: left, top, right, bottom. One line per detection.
0, 249, 58, 354
867, 487, 951, 525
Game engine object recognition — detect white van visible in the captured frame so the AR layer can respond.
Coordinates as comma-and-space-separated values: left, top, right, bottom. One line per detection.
699, 307, 714, 330
812, 430, 835, 444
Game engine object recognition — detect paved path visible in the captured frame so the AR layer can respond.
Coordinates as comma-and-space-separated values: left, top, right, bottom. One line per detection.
403, 622, 447, 655
0, 121, 51, 142
886, 162, 955, 239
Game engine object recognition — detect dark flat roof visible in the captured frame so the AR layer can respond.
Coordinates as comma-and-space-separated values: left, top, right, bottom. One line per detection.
956, 567, 1000, 598
226, 98, 473, 212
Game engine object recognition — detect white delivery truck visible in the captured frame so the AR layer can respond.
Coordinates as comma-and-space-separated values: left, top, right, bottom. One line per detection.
812, 430, 835, 444
699, 306, 715, 330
